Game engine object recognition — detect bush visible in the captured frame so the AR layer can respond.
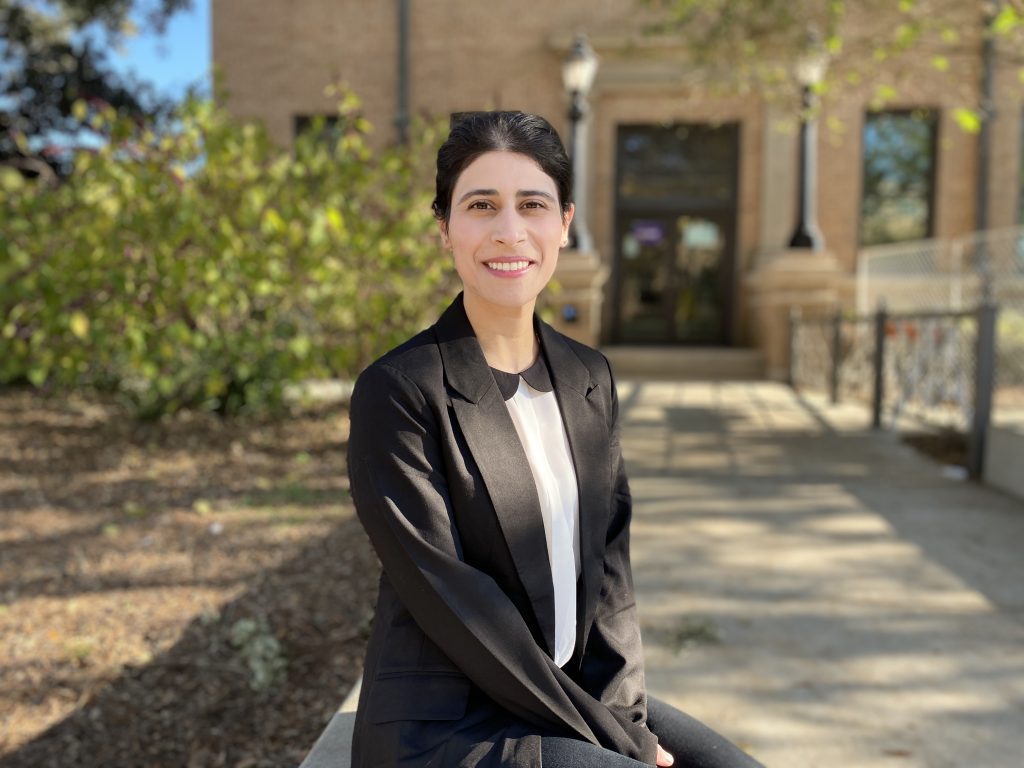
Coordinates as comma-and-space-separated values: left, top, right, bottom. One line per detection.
0, 93, 455, 418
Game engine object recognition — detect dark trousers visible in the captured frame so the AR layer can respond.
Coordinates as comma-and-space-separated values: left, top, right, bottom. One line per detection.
540, 696, 766, 768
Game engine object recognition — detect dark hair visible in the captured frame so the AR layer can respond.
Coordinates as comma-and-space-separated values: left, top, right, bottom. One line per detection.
432, 111, 573, 225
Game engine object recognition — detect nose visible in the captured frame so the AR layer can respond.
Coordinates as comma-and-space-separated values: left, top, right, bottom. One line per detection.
490, 207, 526, 245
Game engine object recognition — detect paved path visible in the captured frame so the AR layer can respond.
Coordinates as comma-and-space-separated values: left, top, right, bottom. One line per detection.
621, 382, 1024, 768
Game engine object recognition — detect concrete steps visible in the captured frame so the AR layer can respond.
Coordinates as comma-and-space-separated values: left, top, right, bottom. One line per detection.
602, 346, 765, 381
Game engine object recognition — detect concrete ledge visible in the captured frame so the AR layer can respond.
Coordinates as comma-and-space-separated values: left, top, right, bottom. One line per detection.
298, 677, 362, 768
602, 347, 764, 380
985, 422, 1024, 501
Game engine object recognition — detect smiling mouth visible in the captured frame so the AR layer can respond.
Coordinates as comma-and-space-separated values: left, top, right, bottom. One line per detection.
485, 260, 532, 272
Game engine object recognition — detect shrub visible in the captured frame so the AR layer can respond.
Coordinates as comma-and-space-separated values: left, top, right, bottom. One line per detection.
0, 93, 455, 418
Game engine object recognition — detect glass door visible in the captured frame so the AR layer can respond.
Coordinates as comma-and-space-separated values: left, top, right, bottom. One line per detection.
614, 211, 733, 344
611, 122, 739, 345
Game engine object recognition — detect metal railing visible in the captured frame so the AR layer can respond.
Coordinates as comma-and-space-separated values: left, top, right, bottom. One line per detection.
856, 227, 1024, 429
790, 304, 998, 479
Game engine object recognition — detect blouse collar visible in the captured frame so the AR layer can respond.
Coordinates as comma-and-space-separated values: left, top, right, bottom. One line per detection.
490, 353, 554, 401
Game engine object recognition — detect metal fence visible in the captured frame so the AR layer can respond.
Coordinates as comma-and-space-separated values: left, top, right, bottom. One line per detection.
791, 305, 997, 478
856, 227, 1024, 427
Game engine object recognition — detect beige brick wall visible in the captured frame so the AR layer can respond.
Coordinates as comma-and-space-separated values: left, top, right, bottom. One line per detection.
213, 0, 1020, 345
988, 36, 1023, 230
213, 0, 398, 143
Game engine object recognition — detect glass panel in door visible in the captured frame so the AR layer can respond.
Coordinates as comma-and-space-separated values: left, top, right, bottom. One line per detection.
615, 213, 731, 344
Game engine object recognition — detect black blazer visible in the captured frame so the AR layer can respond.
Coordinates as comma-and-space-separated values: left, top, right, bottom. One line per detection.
347, 293, 657, 767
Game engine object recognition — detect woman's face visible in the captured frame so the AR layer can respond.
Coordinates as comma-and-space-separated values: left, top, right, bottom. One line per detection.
442, 150, 573, 314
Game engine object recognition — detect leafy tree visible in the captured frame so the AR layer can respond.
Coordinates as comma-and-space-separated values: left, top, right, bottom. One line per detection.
1, 0, 190, 178
1, 92, 456, 418
643, 0, 1024, 130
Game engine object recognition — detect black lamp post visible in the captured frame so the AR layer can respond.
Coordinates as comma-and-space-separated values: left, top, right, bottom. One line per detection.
561, 34, 598, 252
788, 33, 829, 251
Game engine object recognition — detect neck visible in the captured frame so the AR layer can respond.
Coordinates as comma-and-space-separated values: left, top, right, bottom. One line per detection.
463, 292, 539, 373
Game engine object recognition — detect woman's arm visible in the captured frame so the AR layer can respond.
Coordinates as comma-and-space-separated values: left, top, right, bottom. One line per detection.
348, 361, 657, 763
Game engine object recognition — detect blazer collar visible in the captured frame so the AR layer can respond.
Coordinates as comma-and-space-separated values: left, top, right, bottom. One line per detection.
434, 293, 610, 663
434, 293, 593, 400
434, 293, 494, 404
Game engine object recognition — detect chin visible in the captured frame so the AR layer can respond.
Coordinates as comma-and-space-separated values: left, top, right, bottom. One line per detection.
468, 285, 544, 313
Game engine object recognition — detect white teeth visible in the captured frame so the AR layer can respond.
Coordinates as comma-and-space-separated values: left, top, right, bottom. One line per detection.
485, 261, 530, 272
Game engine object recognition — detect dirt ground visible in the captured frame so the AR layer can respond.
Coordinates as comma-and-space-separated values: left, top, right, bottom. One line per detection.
901, 428, 968, 468
0, 387, 380, 768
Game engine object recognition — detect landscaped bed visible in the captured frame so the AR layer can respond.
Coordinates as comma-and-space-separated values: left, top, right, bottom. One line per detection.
0, 387, 378, 767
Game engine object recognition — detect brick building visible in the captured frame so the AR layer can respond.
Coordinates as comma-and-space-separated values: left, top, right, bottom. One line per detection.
212, 0, 1023, 377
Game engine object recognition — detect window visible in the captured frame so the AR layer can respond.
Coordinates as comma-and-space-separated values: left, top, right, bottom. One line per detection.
617, 123, 739, 206
293, 114, 343, 144
860, 110, 937, 246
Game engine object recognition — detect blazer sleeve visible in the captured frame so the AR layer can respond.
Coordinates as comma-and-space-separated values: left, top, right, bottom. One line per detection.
347, 361, 658, 764
577, 358, 649, 727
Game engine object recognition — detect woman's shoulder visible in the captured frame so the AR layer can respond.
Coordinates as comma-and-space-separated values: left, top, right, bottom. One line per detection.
354, 327, 443, 396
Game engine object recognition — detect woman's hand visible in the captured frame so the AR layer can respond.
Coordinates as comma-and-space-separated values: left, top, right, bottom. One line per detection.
656, 743, 675, 766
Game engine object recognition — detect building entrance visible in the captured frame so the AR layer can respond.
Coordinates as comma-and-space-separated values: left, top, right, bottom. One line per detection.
611, 123, 739, 345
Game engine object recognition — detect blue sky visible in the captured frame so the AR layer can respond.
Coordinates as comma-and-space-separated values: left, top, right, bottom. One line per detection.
107, 0, 211, 99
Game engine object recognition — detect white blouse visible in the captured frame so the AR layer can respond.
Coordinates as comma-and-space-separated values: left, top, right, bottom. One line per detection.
491, 356, 581, 667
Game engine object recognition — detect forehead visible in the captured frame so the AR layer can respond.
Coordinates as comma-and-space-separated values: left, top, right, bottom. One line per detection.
453, 151, 557, 195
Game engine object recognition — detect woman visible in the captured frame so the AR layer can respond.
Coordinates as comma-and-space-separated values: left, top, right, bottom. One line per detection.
347, 111, 764, 767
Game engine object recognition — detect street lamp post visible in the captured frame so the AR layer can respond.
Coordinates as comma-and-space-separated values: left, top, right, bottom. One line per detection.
561, 34, 598, 252
788, 33, 829, 251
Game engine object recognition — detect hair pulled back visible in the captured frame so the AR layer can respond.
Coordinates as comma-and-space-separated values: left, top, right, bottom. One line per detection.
432, 111, 573, 226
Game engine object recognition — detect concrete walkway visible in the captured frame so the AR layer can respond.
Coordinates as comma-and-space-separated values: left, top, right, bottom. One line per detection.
623, 382, 1024, 768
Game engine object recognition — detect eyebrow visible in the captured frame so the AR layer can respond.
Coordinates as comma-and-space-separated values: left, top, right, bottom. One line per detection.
456, 189, 557, 205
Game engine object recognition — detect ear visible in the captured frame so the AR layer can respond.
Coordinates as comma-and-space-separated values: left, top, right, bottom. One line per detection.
560, 203, 575, 247
437, 219, 451, 249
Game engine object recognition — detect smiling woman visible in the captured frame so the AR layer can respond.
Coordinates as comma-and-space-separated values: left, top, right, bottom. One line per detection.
344, 111, 765, 768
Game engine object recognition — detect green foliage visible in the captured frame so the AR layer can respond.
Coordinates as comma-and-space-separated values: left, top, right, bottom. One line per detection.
229, 616, 287, 693
642, 0, 1024, 127
0, 93, 455, 418
998, 307, 1024, 385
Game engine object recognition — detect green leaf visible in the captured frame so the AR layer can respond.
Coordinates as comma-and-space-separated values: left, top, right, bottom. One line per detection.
0, 168, 25, 191
262, 209, 286, 235
69, 311, 90, 339
871, 84, 898, 106
326, 207, 345, 236
952, 108, 982, 134
992, 5, 1021, 35
288, 336, 311, 359
931, 56, 949, 72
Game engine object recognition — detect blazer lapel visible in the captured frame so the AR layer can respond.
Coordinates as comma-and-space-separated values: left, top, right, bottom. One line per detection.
536, 321, 611, 665
435, 295, 558, 658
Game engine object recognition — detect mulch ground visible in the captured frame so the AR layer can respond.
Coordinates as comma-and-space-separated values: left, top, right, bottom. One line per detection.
901, 429, 968, 468
0, 386, 380, 767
